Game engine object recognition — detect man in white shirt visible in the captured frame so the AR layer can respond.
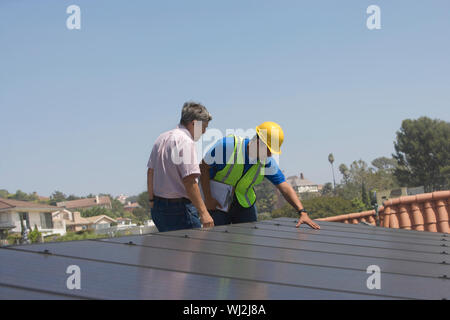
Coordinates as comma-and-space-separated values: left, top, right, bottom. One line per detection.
147, 102, 214, 232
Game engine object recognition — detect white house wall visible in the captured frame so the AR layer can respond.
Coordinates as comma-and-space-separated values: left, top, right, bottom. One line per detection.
6, 211, 66, 235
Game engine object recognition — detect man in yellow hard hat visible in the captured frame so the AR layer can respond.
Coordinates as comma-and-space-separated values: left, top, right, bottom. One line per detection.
200, 122, 320, 229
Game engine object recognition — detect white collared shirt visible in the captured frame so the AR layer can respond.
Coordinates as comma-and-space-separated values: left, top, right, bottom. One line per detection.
147, 125, 200, 199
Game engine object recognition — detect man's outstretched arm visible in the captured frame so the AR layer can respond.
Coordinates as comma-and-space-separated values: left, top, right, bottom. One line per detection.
276, 181, 320, 230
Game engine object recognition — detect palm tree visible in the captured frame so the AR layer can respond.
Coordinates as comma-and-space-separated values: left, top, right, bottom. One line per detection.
328, 153, 336, 190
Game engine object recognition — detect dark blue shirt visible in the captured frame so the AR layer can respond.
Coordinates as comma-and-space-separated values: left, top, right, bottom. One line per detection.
203, 137, 286, 186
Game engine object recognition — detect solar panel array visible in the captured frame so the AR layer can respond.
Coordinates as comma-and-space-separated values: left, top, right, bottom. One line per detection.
1, 218, 449, 299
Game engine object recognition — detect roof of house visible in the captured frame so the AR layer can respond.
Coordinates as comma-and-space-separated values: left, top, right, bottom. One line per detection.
65, 217, 91, 226
0, 198, 59, 211
117, 217, 132, 221
124, 202, 140, 209
84, 215, 116, 224
286, 176, 317, 187
317, 190, 450, 234
56, 196, 111, 209
0, 218, 448, 299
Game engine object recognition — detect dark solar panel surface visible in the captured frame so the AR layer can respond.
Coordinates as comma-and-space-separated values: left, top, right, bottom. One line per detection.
1, 219, 449, 300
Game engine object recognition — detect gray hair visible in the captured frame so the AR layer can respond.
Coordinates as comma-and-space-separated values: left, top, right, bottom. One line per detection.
180, 101, 212, 126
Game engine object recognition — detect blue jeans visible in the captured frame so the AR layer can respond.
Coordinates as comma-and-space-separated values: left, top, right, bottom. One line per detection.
209, 197, 258, 226
151, 198, 202, 232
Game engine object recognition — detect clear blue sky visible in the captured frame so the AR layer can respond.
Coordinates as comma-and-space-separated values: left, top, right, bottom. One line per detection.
1, 0, 449, 197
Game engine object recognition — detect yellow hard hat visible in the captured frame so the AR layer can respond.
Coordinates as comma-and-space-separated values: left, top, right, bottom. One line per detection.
256, 121, 284, 155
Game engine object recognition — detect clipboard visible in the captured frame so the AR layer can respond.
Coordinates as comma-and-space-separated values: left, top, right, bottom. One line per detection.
199, 180, 234, 212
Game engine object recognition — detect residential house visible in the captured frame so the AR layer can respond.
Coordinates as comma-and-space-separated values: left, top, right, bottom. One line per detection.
52, 210, 88, 233
286, 173, 320, 195
124, 202, 141, 212
0, 198, 65, 236
116, 194, 128, 205
52, 210, 117, 232
116, 217, 137, 229
85, 215, 117, 231
56, 195, 112, 210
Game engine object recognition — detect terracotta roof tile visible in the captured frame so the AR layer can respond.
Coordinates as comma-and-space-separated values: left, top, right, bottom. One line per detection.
317, 190, 450, 234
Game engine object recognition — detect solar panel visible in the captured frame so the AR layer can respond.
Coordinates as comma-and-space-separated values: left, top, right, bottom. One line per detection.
0, 245, 390, 300
260, 220, 445, 243
0, 219, 448, 300
96, 233, 447, 278
272, 218, 447, 238
0, 284, 81, 300
208, 225, 445, 254
152, 228, 446, 263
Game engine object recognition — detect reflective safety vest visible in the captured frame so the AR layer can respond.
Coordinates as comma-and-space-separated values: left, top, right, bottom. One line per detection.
213, 135, 265, 208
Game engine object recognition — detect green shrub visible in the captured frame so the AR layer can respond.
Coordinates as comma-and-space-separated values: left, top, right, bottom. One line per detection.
257, 212, 273, 221
28, 225, 42, 243
271, 196, 366, 220
45, 230, 106, 243
7, 233, 22, 245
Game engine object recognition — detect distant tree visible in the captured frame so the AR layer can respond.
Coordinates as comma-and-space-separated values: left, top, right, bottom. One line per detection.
271, 196, 364, 220
320, 183, 334, 196
298, 192, 321, 201
122, 211, 136, 221
351, 197, 369, 213
50, 191, 67, 205
339, 164, 350, 184
126, 195, 138, 203
28, 192, 39, 201
110, 197, 125, 217
4, 190, 43, 202
11, 190, 29, 201
441, 166, 450, 191
132, 207, 149, 224
361, 182, 370, 208
393, 117, 450, 192
0, 189, 8, 199
66, 195, 81, 201
254, 179, 277, 213
328, 153, 336, 189
369, 157, 400, 192
137, 191, 150, 211
336, 160, 371, 200
336, 158, 400, 201
79, 206, 110, 218
371, 157, 397, 172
